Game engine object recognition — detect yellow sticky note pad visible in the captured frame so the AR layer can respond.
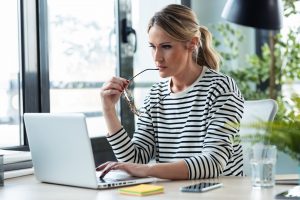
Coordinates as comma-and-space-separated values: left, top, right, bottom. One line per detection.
119, 184, 164, 196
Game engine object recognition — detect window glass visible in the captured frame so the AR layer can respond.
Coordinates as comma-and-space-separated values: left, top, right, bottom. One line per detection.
0, 0, 22, 147
48, 0, 116, 137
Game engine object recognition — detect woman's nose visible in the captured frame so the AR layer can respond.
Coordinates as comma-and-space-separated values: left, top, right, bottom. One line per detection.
154, 49, 163, 62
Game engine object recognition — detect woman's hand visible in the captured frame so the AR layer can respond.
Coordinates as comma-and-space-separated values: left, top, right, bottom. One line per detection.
96, 160, 189, 180
100, 77, 129, 112
96, 161, 151, 179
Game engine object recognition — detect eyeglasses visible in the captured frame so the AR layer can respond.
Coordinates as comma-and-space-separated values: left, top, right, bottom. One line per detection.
123, 69, 171, 116
123, 68, 159, 116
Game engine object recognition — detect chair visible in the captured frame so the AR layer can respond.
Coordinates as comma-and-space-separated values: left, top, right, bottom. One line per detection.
239, 99, 278, 176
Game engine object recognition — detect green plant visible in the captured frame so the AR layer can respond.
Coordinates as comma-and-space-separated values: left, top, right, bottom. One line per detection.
212, 23, 271, 100
213, 1, 300, 162
246, 120, 300, 163
241, 95, 300, 162
284, 0, 299, 17
212, 0, 300, 121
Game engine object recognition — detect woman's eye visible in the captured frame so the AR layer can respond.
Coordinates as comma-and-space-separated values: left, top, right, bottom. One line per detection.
149, 45, 156, 49
162, 45, 172, 49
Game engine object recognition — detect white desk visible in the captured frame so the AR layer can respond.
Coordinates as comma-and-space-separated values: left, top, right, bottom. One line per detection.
0, 175, 297, 200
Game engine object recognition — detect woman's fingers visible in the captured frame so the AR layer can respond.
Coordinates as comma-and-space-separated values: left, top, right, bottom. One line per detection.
107, 163, 150, 178
97, 161, 120, 179
109, 162, 124, 170
106, 77, 128, 89
100, 88, 122, 96
101, 82, 123, 93
100, 77, 129, 96
96, 161, 111, 171
97, 162, 150, 179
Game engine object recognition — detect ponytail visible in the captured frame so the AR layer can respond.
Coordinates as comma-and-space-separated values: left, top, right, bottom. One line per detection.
196, 26, 220, 71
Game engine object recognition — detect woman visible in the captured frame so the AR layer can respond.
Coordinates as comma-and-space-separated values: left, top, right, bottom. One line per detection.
97, 4, 244, 180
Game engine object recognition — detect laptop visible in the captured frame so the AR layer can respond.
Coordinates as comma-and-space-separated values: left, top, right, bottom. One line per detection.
23, 113, 157, 189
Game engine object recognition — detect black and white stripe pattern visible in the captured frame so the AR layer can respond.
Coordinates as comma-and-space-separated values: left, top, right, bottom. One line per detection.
107, 66, 244, 179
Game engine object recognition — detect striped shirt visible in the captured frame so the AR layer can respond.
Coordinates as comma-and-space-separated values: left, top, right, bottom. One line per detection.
107, 66, 244, 179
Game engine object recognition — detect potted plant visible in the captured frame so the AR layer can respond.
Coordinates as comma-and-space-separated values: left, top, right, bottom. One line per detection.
245, 95, 300, 163
212, 0, 300, 167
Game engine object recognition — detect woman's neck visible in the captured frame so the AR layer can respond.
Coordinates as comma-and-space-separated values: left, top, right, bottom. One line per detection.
170, 64, 203, 93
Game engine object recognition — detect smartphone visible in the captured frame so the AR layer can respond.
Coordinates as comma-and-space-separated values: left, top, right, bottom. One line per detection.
180, 182, 223, 193
275, 188, 300, 199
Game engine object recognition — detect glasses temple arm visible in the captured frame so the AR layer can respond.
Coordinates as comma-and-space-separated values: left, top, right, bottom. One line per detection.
128, 68, 158, 82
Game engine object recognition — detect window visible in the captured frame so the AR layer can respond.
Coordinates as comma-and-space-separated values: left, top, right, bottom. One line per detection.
47, 0, 117, 137
0, 0, 22, 147
0, 0, 184, 156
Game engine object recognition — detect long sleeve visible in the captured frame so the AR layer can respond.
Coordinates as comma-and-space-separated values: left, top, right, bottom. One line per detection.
106, 113, 156, 163
184, 86, 244, 179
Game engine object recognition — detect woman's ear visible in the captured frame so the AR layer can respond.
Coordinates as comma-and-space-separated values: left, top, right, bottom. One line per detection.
186, 37, 199, 51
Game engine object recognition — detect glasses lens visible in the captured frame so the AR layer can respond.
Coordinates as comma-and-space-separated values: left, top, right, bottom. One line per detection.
122, 68, 158, 116
123, 88, 141, 116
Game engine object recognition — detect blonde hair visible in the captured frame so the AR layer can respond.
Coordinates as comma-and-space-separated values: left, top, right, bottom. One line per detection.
148, 4, 220, 71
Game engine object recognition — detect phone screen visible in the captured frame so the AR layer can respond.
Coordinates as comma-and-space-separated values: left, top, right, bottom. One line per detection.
180, 182, 223, 192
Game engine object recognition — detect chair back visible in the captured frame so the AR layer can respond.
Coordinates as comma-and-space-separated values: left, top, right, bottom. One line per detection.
240, 99, 278, 176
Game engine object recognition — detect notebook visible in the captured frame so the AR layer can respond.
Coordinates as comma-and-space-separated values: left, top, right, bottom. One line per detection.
119, 184, 164, 196
23, 113, 156, 189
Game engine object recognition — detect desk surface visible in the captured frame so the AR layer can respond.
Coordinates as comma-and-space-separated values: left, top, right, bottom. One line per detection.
0, 175, 297, 200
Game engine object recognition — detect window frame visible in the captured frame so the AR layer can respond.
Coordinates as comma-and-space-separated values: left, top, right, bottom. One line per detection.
5, 0, 41, 151
6, 0, 129, 165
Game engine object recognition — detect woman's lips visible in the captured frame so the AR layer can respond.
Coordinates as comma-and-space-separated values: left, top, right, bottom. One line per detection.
157, 66, 167, 70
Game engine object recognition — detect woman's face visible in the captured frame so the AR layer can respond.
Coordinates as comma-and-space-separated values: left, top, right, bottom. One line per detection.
148, 25, 192, 78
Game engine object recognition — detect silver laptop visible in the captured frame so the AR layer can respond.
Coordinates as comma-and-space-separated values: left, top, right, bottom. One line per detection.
23, 113, 156, 189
